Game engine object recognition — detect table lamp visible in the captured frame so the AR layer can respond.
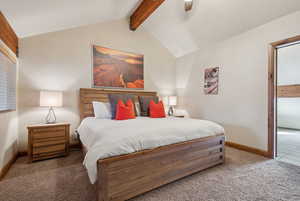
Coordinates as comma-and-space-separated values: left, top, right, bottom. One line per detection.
40, 90, 63, 124
168, 96, 177, 116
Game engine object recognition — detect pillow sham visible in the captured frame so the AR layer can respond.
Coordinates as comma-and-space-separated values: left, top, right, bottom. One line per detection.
149, 100, 166, 118
92, 101, 112, 119
138, 96, 159, 116
108, 94, 136, 119
115, 99, 136, 120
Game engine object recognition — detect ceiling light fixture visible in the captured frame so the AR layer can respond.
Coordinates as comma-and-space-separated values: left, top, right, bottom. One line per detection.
185, 0, 193, 12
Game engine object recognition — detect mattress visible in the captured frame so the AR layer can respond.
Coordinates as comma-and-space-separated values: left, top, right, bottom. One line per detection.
77, 117, 225, 184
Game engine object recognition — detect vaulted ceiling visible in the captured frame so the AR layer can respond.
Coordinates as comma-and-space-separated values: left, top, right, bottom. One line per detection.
1, 0, 300, 57
0, 0, 140, 37
143, 0, 300, 57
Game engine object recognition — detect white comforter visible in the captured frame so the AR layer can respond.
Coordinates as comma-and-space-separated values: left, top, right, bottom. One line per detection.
77, 117, 225, 184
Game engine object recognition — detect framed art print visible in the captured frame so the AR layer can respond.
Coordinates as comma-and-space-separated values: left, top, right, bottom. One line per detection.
92, 45, 144, 89
204, 67, 219, 95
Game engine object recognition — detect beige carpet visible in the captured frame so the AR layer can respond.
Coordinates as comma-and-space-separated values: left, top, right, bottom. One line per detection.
0, 147, 300, 201
277, 128, 300, 166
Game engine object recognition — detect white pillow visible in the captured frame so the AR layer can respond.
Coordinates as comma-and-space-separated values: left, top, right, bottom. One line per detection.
92, 101, 112, 119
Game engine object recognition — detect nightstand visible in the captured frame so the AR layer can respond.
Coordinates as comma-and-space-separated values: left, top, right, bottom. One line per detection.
27, 123, 70, 162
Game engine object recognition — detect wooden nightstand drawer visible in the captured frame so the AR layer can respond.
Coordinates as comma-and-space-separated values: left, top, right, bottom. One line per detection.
33, 151, 66, 161
27, 123, 70, 162
33, 144, 66, 155
33, 138, 66, 148
31, 126, 65, 133
32, 130, 66, 140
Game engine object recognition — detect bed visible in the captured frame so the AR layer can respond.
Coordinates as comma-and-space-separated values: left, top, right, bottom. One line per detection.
78, 88, 225, 201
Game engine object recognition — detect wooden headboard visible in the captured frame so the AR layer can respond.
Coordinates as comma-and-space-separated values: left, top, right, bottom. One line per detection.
79, 88, 157, 120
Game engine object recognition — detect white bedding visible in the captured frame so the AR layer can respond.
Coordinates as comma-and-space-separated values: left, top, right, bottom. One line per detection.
77, 117, 225, 184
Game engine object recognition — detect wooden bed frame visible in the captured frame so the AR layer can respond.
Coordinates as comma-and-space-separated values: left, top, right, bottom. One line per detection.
79, 88, 225, 201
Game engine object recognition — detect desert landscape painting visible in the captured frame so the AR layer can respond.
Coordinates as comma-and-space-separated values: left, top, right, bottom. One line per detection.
93, 45, 144, 89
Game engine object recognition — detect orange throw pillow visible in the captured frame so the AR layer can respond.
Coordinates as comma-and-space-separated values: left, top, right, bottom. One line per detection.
115, 99, 136, 120
149, 100, 166, 118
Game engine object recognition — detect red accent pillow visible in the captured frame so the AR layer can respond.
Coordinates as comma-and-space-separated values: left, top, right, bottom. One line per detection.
115, 99, 136, 120
149, 100, 166, 118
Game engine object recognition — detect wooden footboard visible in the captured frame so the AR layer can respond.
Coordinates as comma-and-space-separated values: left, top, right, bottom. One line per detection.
96, 134, 225, 201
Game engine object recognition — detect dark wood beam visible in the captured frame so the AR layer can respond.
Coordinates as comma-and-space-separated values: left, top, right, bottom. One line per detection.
130, 0, 165, 31
0, 11, 18, 56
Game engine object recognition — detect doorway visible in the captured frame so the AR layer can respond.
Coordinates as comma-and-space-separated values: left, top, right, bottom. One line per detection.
277, 43, 300, 165
268, 35, 300, 164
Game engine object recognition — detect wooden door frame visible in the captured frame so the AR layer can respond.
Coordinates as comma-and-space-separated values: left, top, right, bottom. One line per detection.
268, 35, 300, 159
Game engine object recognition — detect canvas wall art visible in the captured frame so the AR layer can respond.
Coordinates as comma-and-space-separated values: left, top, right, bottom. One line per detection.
204, 67, 219, 95
93, 45, 144, 89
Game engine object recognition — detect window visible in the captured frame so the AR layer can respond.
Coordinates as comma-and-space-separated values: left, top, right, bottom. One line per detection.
0, 46, 16, 111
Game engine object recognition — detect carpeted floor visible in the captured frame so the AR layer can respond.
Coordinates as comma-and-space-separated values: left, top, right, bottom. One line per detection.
277, 128, 300, 166
0, 147, 300, 201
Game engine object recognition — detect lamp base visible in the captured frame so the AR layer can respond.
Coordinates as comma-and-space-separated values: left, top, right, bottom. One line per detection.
45, 107, 57, 124
168, 106, 174, 116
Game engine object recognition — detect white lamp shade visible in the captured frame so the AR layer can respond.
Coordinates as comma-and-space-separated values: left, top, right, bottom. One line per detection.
169, 96, 177, 106
40, 91, 63, 107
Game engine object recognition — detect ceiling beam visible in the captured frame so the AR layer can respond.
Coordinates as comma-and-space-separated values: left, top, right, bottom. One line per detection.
130, 0, 165, 31
0, 11, 18, 56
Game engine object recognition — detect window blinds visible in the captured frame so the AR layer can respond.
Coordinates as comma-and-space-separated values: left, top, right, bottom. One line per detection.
0, 49, 16, 111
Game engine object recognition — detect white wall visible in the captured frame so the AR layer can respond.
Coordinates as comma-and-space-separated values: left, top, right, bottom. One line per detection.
18, 19, 176, 151
277, 44, 300, 129
176, 11, 300, 151
0, 111, 18, 171
0, 41, 18, 172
